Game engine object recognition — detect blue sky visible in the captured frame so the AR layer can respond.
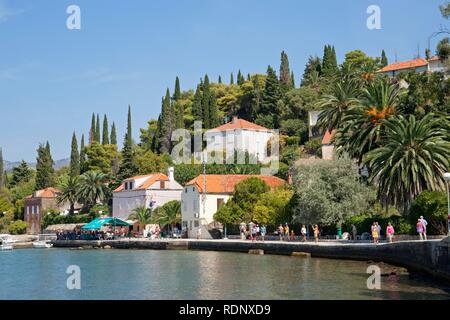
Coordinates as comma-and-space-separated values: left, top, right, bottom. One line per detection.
0, 0, 446, 161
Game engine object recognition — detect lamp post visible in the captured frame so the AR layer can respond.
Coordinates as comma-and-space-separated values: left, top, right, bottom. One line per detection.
444, 172, 450, 237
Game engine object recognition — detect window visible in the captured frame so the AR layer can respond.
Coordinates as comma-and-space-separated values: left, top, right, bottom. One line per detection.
189, 221, 192, 230
32, 206, 35, 214
26, 206, 29, 215
217, 198, 225, 210
185, 188, 188, 193
36, 206, 39, 214
160, 181, 165, 189
193, 187, 195, 192
194, 221, 199, 228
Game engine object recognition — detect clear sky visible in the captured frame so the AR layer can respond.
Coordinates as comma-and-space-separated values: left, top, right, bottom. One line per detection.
0, 0, 446, 161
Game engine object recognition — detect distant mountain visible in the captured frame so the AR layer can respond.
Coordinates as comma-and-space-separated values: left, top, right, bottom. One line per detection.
3, 158, 70, 172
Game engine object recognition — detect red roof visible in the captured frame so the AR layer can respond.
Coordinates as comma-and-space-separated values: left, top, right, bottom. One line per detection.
186, 174, 286, 194
427, 56, 441, 62
207, 117, 271, 132
26, 187, 61, 199
378, 58, 428, 73
322, 130, 335, 145
114, 173, 169, 192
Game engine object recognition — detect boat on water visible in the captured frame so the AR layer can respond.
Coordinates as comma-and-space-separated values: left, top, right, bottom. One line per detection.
32, 234, 55, 249
0, 234, 15, 251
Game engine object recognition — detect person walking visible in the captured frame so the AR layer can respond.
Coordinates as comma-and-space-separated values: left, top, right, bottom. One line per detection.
256, 224, 260, 241
260, 225, 267, 242
371, 222, 379, 244
419, 216, 428, 240
376, 222, 382, 241
251, 224, 257, 242
301, 225, 307, 242
417, 219, 425, 240
290, 229, 295, 241
351, 224, 357, 241
240, 224, 246, 240
197, 227, 202, 240
313, 225, 320, 243
386, 223, 395, 243
284, 223, 290, 241
278, 224, 284, 241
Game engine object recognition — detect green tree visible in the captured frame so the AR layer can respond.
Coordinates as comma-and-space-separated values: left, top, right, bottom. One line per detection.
409, 191, 448, 235
9, 161, 33, 188
437, 37, 450, 62
230, 72, 234, 85
95, 114, 101, 143
102, 114, 109, 145
301, 55, 322, 86
35, 142, 54, 190
173, 76, 181, 101
365, 113, 450, 214
279, 51, 292, 90
192, 85, 203, 122
0, 148, 4, 189
57, 176, 80, 214
158, 89, 173, 153
110, 122, 117, 145
77, 171, 110, 209
259, 66, 281, 127
80, 134, 86, 173
90, 113, 96, 144
218, 75, 222, 84
70, 132, 80, 177
381, 50, 388, 67
119, 106, 138, 180
237, 70, 244, 85
253, 187, 293, 225
128, 206, 152, 233
322, 45, 339, 77
152, 200, 181, 233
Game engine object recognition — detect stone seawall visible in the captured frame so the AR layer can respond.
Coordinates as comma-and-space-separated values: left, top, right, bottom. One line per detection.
53, 238, 450, 282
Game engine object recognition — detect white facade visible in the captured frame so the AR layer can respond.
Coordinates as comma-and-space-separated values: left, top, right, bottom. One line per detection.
428, 59, 446, 73
308, 111, 321, 138
181, 186, 231, 239
113, 169, 183, 221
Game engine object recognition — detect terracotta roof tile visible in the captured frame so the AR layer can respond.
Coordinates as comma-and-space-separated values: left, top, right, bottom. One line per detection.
27, 187, 61, 199
186, 174, 286, 194
114, 173, 169, 192
322, 130, 335, 145
377, 58, 428, 73
207, 117, 272, 132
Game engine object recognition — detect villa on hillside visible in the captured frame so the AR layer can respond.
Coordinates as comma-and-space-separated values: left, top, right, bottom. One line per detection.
204, 116, 274, 162
112, 167, 183, 221
24, 188, 71, 235
181, 174, 286, 239
377, 56, 446, 77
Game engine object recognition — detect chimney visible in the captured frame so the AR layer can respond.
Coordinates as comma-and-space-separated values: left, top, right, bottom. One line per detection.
168, 167, 174, 182
232, 116, 238, 124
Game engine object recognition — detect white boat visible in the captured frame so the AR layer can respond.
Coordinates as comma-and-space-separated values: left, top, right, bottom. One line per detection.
0, 235, 15, 251
32, 241, 53, 249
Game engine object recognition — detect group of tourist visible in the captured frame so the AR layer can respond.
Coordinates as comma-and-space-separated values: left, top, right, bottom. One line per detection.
238, 223, 321, 243
56, 227, 132, 241
369, 216, 429, 244
239, 223, 267, 241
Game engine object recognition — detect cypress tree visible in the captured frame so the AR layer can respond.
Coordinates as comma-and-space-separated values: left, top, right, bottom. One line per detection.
251, 75, 262, 120
202, 75, 211, 128
3, 170, 7, 188
261, 66, 281, 127
322, 45, 338, 77
381, 50, 388, 67
89, 113, 96, 144
218, 75, 222, 84
0, 148, 4, 189
80, 134, 86, 173
95, 114, 101, 142
173, 76, 181, 101
70, 133, 80, 177
247, 73, 251, 81
102, 115, 109, 145
209, 91, 220, 128
35, 142, 55, 190
118, 107, 138, 180
291, 71, 296, 88
158, 90, 173, 154
279, 51, 292, 89
230, 72, 234, 85
192, 85, 203, 122
237, 70, 244, 85
331, 46, 338, 71
175, 102, 184, 130
110, 122, 117, 145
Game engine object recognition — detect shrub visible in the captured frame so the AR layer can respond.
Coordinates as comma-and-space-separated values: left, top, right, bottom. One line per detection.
409, 191, 447, 235
8, 220, 27, 235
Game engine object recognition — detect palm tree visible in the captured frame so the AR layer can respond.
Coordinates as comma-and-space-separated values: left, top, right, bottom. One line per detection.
336, 79, 404, 162
151, 200, 181, 235
128, 206, 152, 234
365, 113, 450, 214
77, 171, 110, 209
57, 176, 80, 214
316, 79, 361, 132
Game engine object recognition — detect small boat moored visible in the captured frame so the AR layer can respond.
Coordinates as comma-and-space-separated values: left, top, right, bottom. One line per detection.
32, 234, 55, 249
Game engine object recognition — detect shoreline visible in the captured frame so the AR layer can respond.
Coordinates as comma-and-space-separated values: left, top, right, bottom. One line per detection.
49, 237, 450, 283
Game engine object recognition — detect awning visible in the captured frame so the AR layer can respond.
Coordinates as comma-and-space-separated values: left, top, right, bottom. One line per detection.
82, 218, 130, 230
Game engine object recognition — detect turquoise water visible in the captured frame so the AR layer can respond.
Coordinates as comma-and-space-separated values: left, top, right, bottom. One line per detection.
0, 249, 449, 300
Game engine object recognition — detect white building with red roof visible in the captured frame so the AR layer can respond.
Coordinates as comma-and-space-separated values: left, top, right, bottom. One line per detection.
204, 116, 274, 162
112, 167, 183, 221
181, 174, 286, 239
377, 56, 445, 77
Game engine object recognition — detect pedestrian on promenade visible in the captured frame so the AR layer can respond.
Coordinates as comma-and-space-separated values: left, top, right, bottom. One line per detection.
197, 227, 202, 240
419, 216, 428, 240
351, 224, 357, 241
251, 223, 257, 242
417, 219, 425, 240
301, 225, 307, 242
284, 223, 290, 241
256, 224, 260, 241
260, 225, 267, 242
376, 222, 382, 241
371, 222, 379, 244
290, 230, 295, 241
278, 224, 284, 241
386, 223, 395, 243
240, 224, 246, 240
313, 225, 319, 243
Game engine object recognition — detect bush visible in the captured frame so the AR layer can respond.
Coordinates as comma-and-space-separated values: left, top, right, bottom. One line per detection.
41, 211, 99, 229
8, 220, 28, 235
343, 214, 414, 235
409, 191, 447, 235
304, 137, 322, 158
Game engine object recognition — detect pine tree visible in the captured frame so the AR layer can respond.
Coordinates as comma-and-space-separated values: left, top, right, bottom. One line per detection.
173, 76, 181, 101
110, 122, 117, 145
95, 114, 101, 142
230, 72, 234, 85
118, 107, 138, 180
279, 51, 292, 90
70, 133, 80, 177
80, 134, 86, 173
10, 160, 32, 188
102, 115, 109, 145
0, 148, 4, 189
381, 50, 388, 67
192, 85, 203, 122
35, 142, 55, 190
261, 66, 281, 127
218, 75, 222, 84
322, 45, 338, 77
301, 55, 322, 86
89, 113, 96, 144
